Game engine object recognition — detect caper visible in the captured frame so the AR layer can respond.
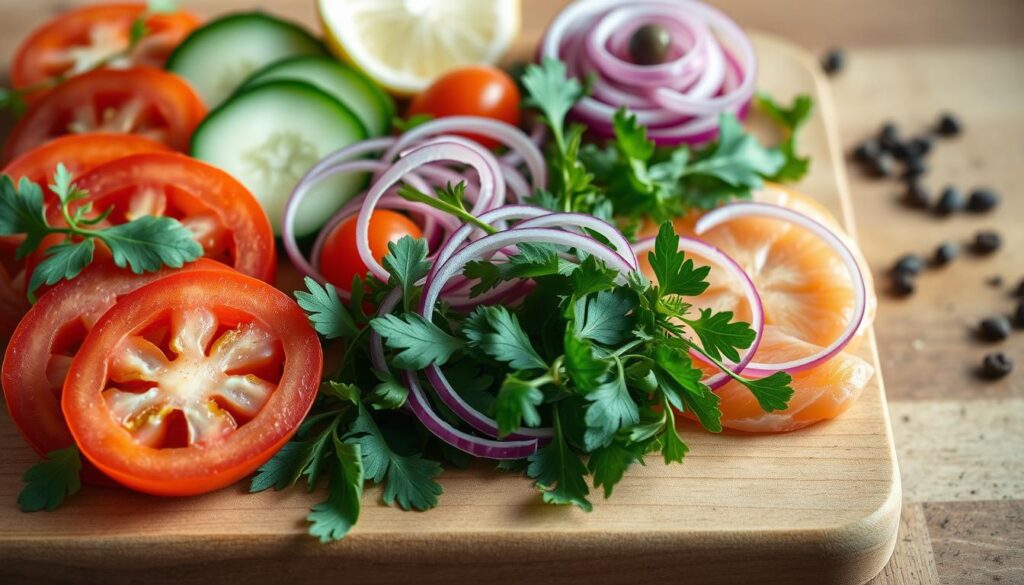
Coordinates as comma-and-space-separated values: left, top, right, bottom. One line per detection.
629, 24, 671, 66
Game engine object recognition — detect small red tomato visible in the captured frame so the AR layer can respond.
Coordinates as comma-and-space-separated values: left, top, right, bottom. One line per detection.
407, 66, 521, 147
319, 210, 423, 291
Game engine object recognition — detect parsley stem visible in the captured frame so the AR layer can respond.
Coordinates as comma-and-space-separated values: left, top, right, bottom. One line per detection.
685, 341, 747, 384
612, 339, 644, 357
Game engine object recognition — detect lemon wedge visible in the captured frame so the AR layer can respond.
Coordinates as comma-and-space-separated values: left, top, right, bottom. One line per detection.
317, 0, 520, 95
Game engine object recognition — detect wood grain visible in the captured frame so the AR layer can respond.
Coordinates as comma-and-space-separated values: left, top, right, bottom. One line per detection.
0, 5, 900, 584
870, 504, 939, 585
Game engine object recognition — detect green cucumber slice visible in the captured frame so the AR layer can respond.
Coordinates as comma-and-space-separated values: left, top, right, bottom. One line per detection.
166, 12, 327, 108
190, 81, 368, 237
240, 56, 395, 136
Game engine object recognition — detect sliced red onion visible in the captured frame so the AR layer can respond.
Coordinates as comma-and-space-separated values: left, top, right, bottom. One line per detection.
632, 234, 763, 389
381, 116, 547, 191
282, 159, 430, 290
369, 289, 538, 459
417, 227, 635, 440
541, 0, 756, 145
695, 202, 868, 374
515, 212, 639, 270
356, 137, 506, 281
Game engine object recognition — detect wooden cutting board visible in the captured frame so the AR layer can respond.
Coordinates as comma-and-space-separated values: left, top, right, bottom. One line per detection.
0, 33, 900, 585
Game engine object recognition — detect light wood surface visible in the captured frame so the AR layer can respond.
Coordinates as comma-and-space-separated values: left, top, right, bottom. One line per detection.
3, 0, 1023, 583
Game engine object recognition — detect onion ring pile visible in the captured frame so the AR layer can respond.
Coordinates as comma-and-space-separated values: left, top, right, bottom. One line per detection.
540, 0, 757, 145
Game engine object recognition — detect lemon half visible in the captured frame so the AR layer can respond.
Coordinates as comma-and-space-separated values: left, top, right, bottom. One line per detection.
318, 0, 520, 96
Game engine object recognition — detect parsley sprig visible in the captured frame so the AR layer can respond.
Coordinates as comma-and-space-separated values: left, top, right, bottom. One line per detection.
0, 0, 180, 114
0, 164, 202, 301
520, 59, 813, 232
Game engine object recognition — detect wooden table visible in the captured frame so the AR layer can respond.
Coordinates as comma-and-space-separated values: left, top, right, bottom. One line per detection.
0, 1, 1022, 584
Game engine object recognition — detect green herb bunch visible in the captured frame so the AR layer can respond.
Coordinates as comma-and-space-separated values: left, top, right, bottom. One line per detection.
261, 217, 793, 541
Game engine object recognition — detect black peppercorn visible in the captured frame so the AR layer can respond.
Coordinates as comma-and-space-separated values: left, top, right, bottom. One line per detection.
972, 230, 1002, 255
893, 254, 925, 276
966, 188, 999, 213
935, 186, 964, 216
1013, 301, 1024, 329
909, 136, 932, 157
868, 152, 895, 178
1014, 278, 1024, 298
879, 123, 901, 153
853, 140, 881, 163
933, 241, 958, 266
902, 157, 927, 179
936, 112, 962, 136
903, 180, 931, 208
979, 352, 1013, 379
892, 271, 916, 296
822, 48, 845, 75
978, 317, 1012, 342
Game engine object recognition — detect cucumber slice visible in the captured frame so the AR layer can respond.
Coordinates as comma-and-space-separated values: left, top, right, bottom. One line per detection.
166, 12, 327, 108
240, 56, 395, 136
191, 81, 368, 237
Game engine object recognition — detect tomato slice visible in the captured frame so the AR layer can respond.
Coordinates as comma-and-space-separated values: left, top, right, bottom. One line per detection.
0, 237, 29, 347
62, 269, 322, 496
2, 68, 206, 162
2, 132, 171, 193
2, 259, 227, 475
62, 152, 277, 282
11, 3, 201, 92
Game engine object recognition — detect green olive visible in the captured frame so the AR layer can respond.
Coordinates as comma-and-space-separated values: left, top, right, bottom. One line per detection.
628, 24, 671, 66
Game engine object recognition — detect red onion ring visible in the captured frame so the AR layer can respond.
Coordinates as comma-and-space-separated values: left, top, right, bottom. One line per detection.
695, 202, 868, 374
381, 116, 547, 192
356, 137, 506, 281
541, 0, 756, 145
631, 235, 763, 389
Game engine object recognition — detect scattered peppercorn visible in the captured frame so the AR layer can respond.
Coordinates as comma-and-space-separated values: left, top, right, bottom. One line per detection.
909, 136, 933, 157
933, 241, 958, 266
903, 180, 931, 208
966, 188, 999, 213
853, 140, 881, 163
879, 123, 901, 153
868, 152, 895, 178
934, 186, 964, 216
987, 275, 1004, 288
1013, 301, 1024, 329
1014, 279, 1024, 298
628, 24, 672, 66
978, 316, 1011, 342
979, 352, 1013, 379
822, 48, 845, 75
936, 112, 962, 136
972, 230, 1002, 255
892, 271, 916, 296
893, 254, 925, 276
902, 157, 927, 179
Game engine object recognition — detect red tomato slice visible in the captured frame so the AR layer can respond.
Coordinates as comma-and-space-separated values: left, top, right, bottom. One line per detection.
12, 3, 201, 92
2, 68, 206, 162
2, 259, 227, 482
2, 133, 174, 303
64, 152, 277, 282
62, 269, 323, 496
2, 132, 171, 194
0, 237, 29, 348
